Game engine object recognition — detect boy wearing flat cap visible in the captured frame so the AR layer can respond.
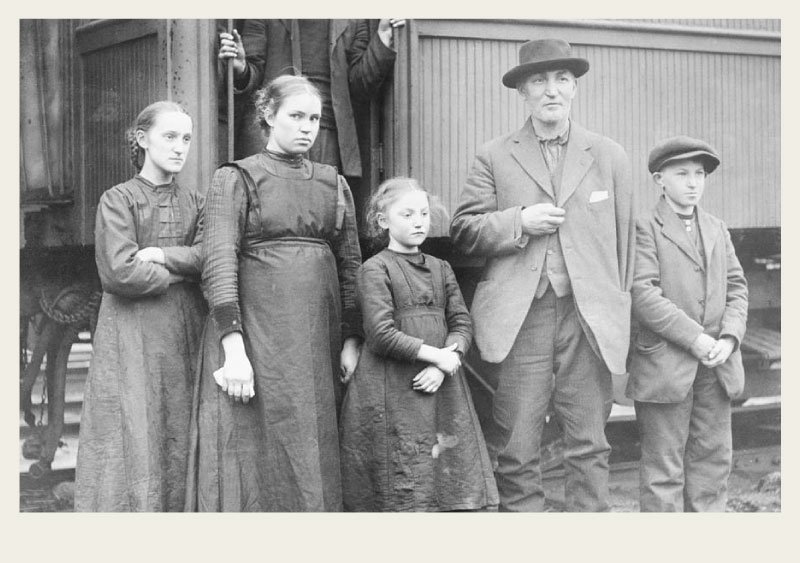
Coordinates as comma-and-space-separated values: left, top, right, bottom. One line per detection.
451, 38, 635, 512
627, 136, 748, 511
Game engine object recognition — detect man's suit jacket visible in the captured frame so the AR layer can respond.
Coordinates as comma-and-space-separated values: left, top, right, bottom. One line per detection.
450, 119, 635, 374
626, 196, 748, 402
235, 19, 396, 174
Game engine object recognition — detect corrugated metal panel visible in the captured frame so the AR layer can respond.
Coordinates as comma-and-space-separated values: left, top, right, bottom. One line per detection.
82, 34, 160, 212
624, 19, 780, 32
415, 36, 780, 228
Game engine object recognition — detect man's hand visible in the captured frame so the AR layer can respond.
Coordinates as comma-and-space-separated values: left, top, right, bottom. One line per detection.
218, 29, 246, 76
521, 203, 565, 236
378, 19, 406, 48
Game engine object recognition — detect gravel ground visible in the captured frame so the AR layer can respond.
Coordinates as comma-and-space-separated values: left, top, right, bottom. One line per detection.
21, 448, 780, 513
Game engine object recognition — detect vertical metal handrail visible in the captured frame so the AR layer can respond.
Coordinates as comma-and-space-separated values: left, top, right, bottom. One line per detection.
227, 19, 234, 162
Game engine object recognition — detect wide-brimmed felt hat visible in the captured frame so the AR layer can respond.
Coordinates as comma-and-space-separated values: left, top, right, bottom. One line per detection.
648, 136, 721, 174
502, 39, 589, 88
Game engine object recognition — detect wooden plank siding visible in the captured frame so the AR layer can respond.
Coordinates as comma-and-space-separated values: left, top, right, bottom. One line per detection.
391, 19, 780, 229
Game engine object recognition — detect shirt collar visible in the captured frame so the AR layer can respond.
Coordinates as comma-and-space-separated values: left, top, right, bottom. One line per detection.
532, 119, 570, 144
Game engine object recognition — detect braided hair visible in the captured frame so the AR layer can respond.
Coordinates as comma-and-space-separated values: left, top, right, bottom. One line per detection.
364, 177, 428, 250
126, 100, 191, 172
253, 75, 321, 134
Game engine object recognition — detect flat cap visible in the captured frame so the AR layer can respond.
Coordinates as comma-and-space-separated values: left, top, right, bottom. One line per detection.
648, 135, 720, 174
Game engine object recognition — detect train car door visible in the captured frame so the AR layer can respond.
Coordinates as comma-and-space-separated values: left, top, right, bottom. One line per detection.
73, 19, 219, 246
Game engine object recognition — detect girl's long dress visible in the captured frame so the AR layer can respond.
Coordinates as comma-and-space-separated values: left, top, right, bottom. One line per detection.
339, 249, 498, 511
75, 176, 206, 511
185, 150, 361, 511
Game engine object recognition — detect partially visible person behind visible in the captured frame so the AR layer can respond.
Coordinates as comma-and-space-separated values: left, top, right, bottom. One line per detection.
185, 75, 362, 511
75, 101, 206, 511
626, 136, 748, 512
339, 177, 498, 512
218, 19, 404, 175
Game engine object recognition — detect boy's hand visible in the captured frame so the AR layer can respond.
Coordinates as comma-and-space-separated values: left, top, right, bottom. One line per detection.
702, 336, 736, 368
412, 366, 445, 394
434, 343, 461, 376
689, 333, 716, 361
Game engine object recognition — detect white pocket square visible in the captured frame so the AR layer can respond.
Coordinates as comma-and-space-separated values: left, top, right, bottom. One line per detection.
589, 190, 609, 203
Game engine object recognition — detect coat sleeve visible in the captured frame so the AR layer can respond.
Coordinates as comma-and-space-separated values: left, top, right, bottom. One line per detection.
346, 20, 397, 101
631, 219, 705, 350
162, 192, 204, 278
442, 260, 472, 355
358, 260, 424, 362
719, 223, 749, 349
236, 19, 269, 95
94, 188, 169, 297
202, 167, 249, 339
449, 146, 529, 257
612, 144, 636, 292
333, 176, 364, 341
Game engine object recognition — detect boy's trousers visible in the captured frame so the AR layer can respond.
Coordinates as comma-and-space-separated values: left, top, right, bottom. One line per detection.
487, 287, 613, 512
635, 364, 732, 512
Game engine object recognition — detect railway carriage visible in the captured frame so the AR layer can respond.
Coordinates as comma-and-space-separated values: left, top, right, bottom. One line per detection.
19, 19, 780, 478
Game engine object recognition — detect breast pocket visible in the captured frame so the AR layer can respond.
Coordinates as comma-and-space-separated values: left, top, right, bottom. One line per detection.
587, 190, 613, 215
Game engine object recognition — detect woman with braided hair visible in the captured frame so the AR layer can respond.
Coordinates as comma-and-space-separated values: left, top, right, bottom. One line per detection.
75, 101, 206, 511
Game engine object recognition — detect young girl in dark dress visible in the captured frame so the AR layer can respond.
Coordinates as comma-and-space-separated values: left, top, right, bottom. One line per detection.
75, 101, 205, 511
185, 75, 362, 511
339, 178, 498, 512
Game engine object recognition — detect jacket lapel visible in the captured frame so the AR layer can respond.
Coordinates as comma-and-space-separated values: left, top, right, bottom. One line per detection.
655, 196, 703, 268
696, 206, 718, 272
557, 122, 594, 207
510, 119, 555, 201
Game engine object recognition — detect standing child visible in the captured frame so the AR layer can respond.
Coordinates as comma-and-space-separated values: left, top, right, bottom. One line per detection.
626, 136, 748, 512
339, 177, 498, 512
75, 101, 206, 511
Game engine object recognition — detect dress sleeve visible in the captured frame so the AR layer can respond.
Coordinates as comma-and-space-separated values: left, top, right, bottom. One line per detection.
346, 19, 397, 102
442, 260, 473, 355
358, 259, 423, 362
94, 188, 170, 297
333, 176, 363, 341
162, 191, 204, 278
202, 167, 249, 338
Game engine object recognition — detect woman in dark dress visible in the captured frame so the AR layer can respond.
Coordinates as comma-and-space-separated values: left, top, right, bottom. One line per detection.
75, 101, 205, 511
339, 178, 498, 511
185, 75, 362, 511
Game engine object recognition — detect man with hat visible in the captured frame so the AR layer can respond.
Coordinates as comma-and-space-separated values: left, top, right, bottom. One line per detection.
450, 38, 635, 511
626, 136, 748, 511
